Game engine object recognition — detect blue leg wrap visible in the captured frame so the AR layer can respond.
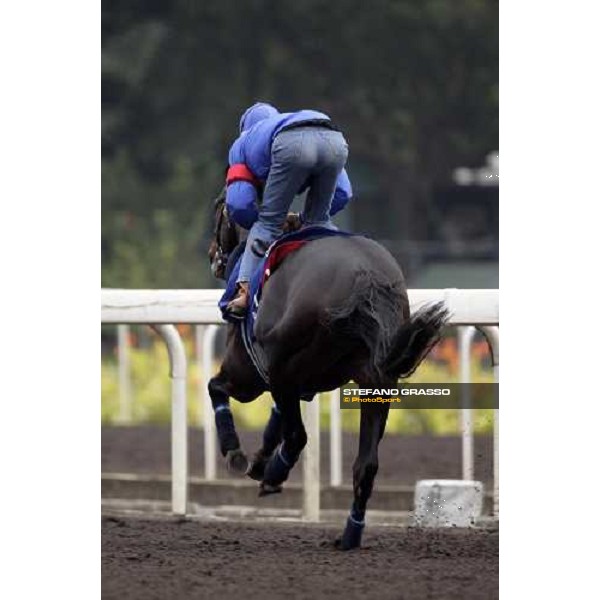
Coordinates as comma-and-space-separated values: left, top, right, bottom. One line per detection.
350, 507, 366, 524
214, 405, 240, 455
340, 507, 365, 550
263, 444, 294, 485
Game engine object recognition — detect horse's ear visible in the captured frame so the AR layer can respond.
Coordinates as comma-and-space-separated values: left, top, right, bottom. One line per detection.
212, 164, 229, 206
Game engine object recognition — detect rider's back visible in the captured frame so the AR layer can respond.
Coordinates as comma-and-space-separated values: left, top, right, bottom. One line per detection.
232, 110, 333, 180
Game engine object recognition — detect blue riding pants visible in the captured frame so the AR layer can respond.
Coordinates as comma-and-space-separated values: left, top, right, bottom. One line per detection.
237, 127, 349, 283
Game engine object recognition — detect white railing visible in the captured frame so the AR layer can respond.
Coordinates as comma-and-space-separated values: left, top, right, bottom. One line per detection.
102, 288, 499, 518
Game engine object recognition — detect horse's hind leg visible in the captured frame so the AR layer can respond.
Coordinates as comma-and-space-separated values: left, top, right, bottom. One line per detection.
208, 372, 248, 474
247, 404, 283, 481
260, 395, 307, 495
336, 400, 390, 550
248, 394, 314, 481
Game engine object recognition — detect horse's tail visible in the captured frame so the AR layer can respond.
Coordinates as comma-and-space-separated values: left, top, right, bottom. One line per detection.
382, 301, 450, 378
322, 270, 449, 380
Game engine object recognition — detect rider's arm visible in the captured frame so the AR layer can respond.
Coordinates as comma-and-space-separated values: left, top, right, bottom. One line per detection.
225, 137, 259, 230
330, 168, 353, 216
226, 181, 258, 229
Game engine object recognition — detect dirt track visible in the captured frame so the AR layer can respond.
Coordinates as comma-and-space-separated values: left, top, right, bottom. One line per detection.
102, 426, 494, 486
102, 516, 498, 600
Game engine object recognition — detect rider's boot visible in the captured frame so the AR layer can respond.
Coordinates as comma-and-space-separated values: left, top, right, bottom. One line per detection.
227, 282, 250, 317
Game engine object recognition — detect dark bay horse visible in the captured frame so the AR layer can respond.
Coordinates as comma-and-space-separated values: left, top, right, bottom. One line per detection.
207, 192, 449, 550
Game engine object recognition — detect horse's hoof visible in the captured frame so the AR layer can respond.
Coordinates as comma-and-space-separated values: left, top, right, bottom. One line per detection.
246, 449, 271, 481
333, 536, 361, 551
258, 482, 283, 496
246, 459, 266, 481
225, 449, 249, 475
334, 517, 364, 550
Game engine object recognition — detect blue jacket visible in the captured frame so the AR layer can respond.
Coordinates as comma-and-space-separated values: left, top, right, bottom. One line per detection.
226, 104, 353, 229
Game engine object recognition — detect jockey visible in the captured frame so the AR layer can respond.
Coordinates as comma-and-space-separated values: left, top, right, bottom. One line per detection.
225, 102, 353, 316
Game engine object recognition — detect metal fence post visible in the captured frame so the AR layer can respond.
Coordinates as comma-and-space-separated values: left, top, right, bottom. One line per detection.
480, 325, 499, 518
117, 324, 133, 423
330, 390, 342, 486
458, 326, 476, 480
151, 324, 188, 515
201, 325, 220, 481
303, 395, 320, 521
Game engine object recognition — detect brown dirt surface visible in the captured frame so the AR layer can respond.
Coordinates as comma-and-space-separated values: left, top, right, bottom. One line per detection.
101, 516, 498, 600
102, 425, 493, 486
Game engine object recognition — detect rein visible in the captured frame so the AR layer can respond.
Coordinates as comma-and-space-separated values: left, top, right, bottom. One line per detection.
211, 192, 239, 280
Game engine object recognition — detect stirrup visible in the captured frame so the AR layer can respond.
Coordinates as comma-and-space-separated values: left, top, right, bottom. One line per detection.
226, 305, 247, 319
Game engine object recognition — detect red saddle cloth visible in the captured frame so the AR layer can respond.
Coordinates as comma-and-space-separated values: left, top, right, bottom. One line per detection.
261, 240, 308, 287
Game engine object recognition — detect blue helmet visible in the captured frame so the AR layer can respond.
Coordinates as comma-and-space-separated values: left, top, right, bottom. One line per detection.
239, 102, 279, 133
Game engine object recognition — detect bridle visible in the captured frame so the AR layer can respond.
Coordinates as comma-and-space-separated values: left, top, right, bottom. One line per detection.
208, 182, 301, 280
209, 188, 239, 280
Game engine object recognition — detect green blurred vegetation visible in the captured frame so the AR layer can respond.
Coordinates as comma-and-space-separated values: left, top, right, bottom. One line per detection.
101, 338, 494, 435
102, 0, 498, 288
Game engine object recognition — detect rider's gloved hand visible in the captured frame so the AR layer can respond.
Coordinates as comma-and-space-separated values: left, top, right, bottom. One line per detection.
282, 212, 303, 234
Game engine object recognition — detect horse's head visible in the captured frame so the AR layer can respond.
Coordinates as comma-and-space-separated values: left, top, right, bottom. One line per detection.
208, 182, 304, 279
208, 186, 239, 280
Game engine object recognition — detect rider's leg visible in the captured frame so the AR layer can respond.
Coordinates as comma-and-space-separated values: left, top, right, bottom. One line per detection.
302, 130, 348, 228
228, 130, 312, 313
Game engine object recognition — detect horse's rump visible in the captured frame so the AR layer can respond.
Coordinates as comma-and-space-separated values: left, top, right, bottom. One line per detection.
254, 236, 411, 389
